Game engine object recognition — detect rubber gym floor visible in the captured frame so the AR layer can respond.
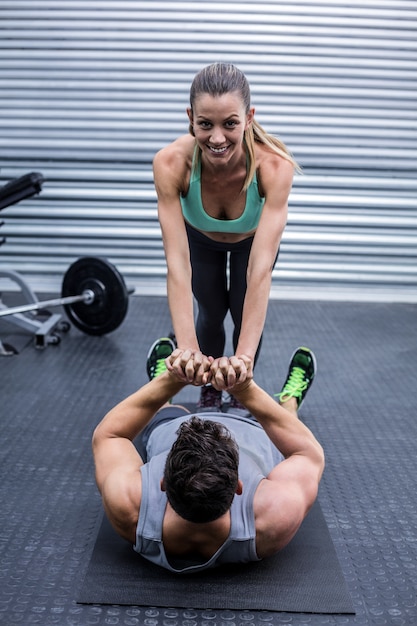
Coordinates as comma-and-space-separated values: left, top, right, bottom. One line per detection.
1, 294, 416, 626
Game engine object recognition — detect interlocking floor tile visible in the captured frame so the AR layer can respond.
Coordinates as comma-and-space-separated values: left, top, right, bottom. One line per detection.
1, 297, 416, 625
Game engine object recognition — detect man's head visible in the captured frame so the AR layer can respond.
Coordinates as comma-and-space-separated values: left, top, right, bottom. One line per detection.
162, 416, 240, 524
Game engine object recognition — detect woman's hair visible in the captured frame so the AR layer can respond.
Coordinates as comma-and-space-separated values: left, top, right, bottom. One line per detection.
163, 416, 239, 524
188, 62, 300, 190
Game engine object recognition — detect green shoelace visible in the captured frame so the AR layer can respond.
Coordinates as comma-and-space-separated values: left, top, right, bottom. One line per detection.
153, 358, 168, 378
275, 366, 308, 402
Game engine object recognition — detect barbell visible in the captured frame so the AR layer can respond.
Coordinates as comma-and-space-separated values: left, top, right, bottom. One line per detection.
0, 256, 130, 336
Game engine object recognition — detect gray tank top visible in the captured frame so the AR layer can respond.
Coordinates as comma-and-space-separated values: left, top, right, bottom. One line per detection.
134, 412, 284, 573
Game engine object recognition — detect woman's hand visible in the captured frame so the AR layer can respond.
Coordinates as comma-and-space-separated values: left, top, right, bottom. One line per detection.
166, 348, 213, 386
210, 354, 253, 391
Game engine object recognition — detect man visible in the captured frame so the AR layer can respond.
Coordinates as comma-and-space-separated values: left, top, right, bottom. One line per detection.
92, 339, 325, 573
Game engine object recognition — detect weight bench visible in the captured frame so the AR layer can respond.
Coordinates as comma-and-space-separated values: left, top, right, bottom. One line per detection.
0, 172, 68, 354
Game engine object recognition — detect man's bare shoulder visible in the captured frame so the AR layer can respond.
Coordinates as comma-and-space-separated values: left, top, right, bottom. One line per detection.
253, 474, 316, 558
101, 466, 142, 544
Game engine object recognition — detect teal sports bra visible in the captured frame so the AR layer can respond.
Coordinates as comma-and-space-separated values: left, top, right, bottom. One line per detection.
180, 151, 265, 234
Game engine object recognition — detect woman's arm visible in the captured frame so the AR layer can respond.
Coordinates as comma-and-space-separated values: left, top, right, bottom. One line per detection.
234, 155, 294, 361
153, 141, 200, 352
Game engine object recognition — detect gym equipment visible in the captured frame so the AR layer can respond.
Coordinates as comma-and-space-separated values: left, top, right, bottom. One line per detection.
0, 171, 44, 248
0, 256, 130, 346
62, 256, 129, 336
0, 172, 131, 353
0, 171, 44, 211
0, 171, 48, 353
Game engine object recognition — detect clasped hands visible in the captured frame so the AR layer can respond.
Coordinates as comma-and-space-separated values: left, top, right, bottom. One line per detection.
165, 349, 253, 391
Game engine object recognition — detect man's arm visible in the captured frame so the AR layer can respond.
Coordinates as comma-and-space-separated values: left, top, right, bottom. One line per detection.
92, 373, 186, 541
230, 376, 325, 556
232, 378, 323, 461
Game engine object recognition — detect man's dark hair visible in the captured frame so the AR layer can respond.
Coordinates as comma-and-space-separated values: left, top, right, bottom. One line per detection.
163, 416, 239, 523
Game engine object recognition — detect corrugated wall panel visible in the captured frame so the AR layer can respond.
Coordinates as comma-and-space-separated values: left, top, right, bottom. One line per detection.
0, 0, 416, 301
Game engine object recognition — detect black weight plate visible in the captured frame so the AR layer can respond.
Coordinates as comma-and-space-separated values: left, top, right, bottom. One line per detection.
61, 257, 129, 336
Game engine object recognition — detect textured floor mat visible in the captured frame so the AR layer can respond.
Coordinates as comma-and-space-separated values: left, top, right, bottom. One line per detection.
78, 501, 354, 613
0, 296, 416, 626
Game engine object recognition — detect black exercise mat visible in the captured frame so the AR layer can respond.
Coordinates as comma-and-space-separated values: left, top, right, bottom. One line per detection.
78, 500, 354, 614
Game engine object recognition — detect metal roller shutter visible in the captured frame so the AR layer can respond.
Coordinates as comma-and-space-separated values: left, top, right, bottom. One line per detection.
0, 0, 416, 301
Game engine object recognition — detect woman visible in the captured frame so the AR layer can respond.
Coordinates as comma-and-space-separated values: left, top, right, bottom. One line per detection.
153, 62, 298, 410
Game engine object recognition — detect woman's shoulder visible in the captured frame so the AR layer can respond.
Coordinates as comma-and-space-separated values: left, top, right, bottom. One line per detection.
254, 144, 295, 197
256, 144, 294, 178
154, 134, 195, 170
153, 135, 195, 195
255, 141, 293, 166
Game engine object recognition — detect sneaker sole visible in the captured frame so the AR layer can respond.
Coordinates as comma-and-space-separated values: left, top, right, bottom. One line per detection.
146, 337, 176, 360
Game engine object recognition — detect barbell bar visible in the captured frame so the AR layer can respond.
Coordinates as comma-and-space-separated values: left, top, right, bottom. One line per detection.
0, 256, 130, 336
0, 290, 95, 317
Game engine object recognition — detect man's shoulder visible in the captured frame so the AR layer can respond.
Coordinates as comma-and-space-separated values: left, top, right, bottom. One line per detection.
253, 477, 312, 557
101, 467, 142, 544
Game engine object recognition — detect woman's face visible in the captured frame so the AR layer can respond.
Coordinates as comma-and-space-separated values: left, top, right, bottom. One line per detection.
188, 92, 254, 164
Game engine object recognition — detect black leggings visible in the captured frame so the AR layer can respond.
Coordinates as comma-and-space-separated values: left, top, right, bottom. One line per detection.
186, 223, 277, 364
